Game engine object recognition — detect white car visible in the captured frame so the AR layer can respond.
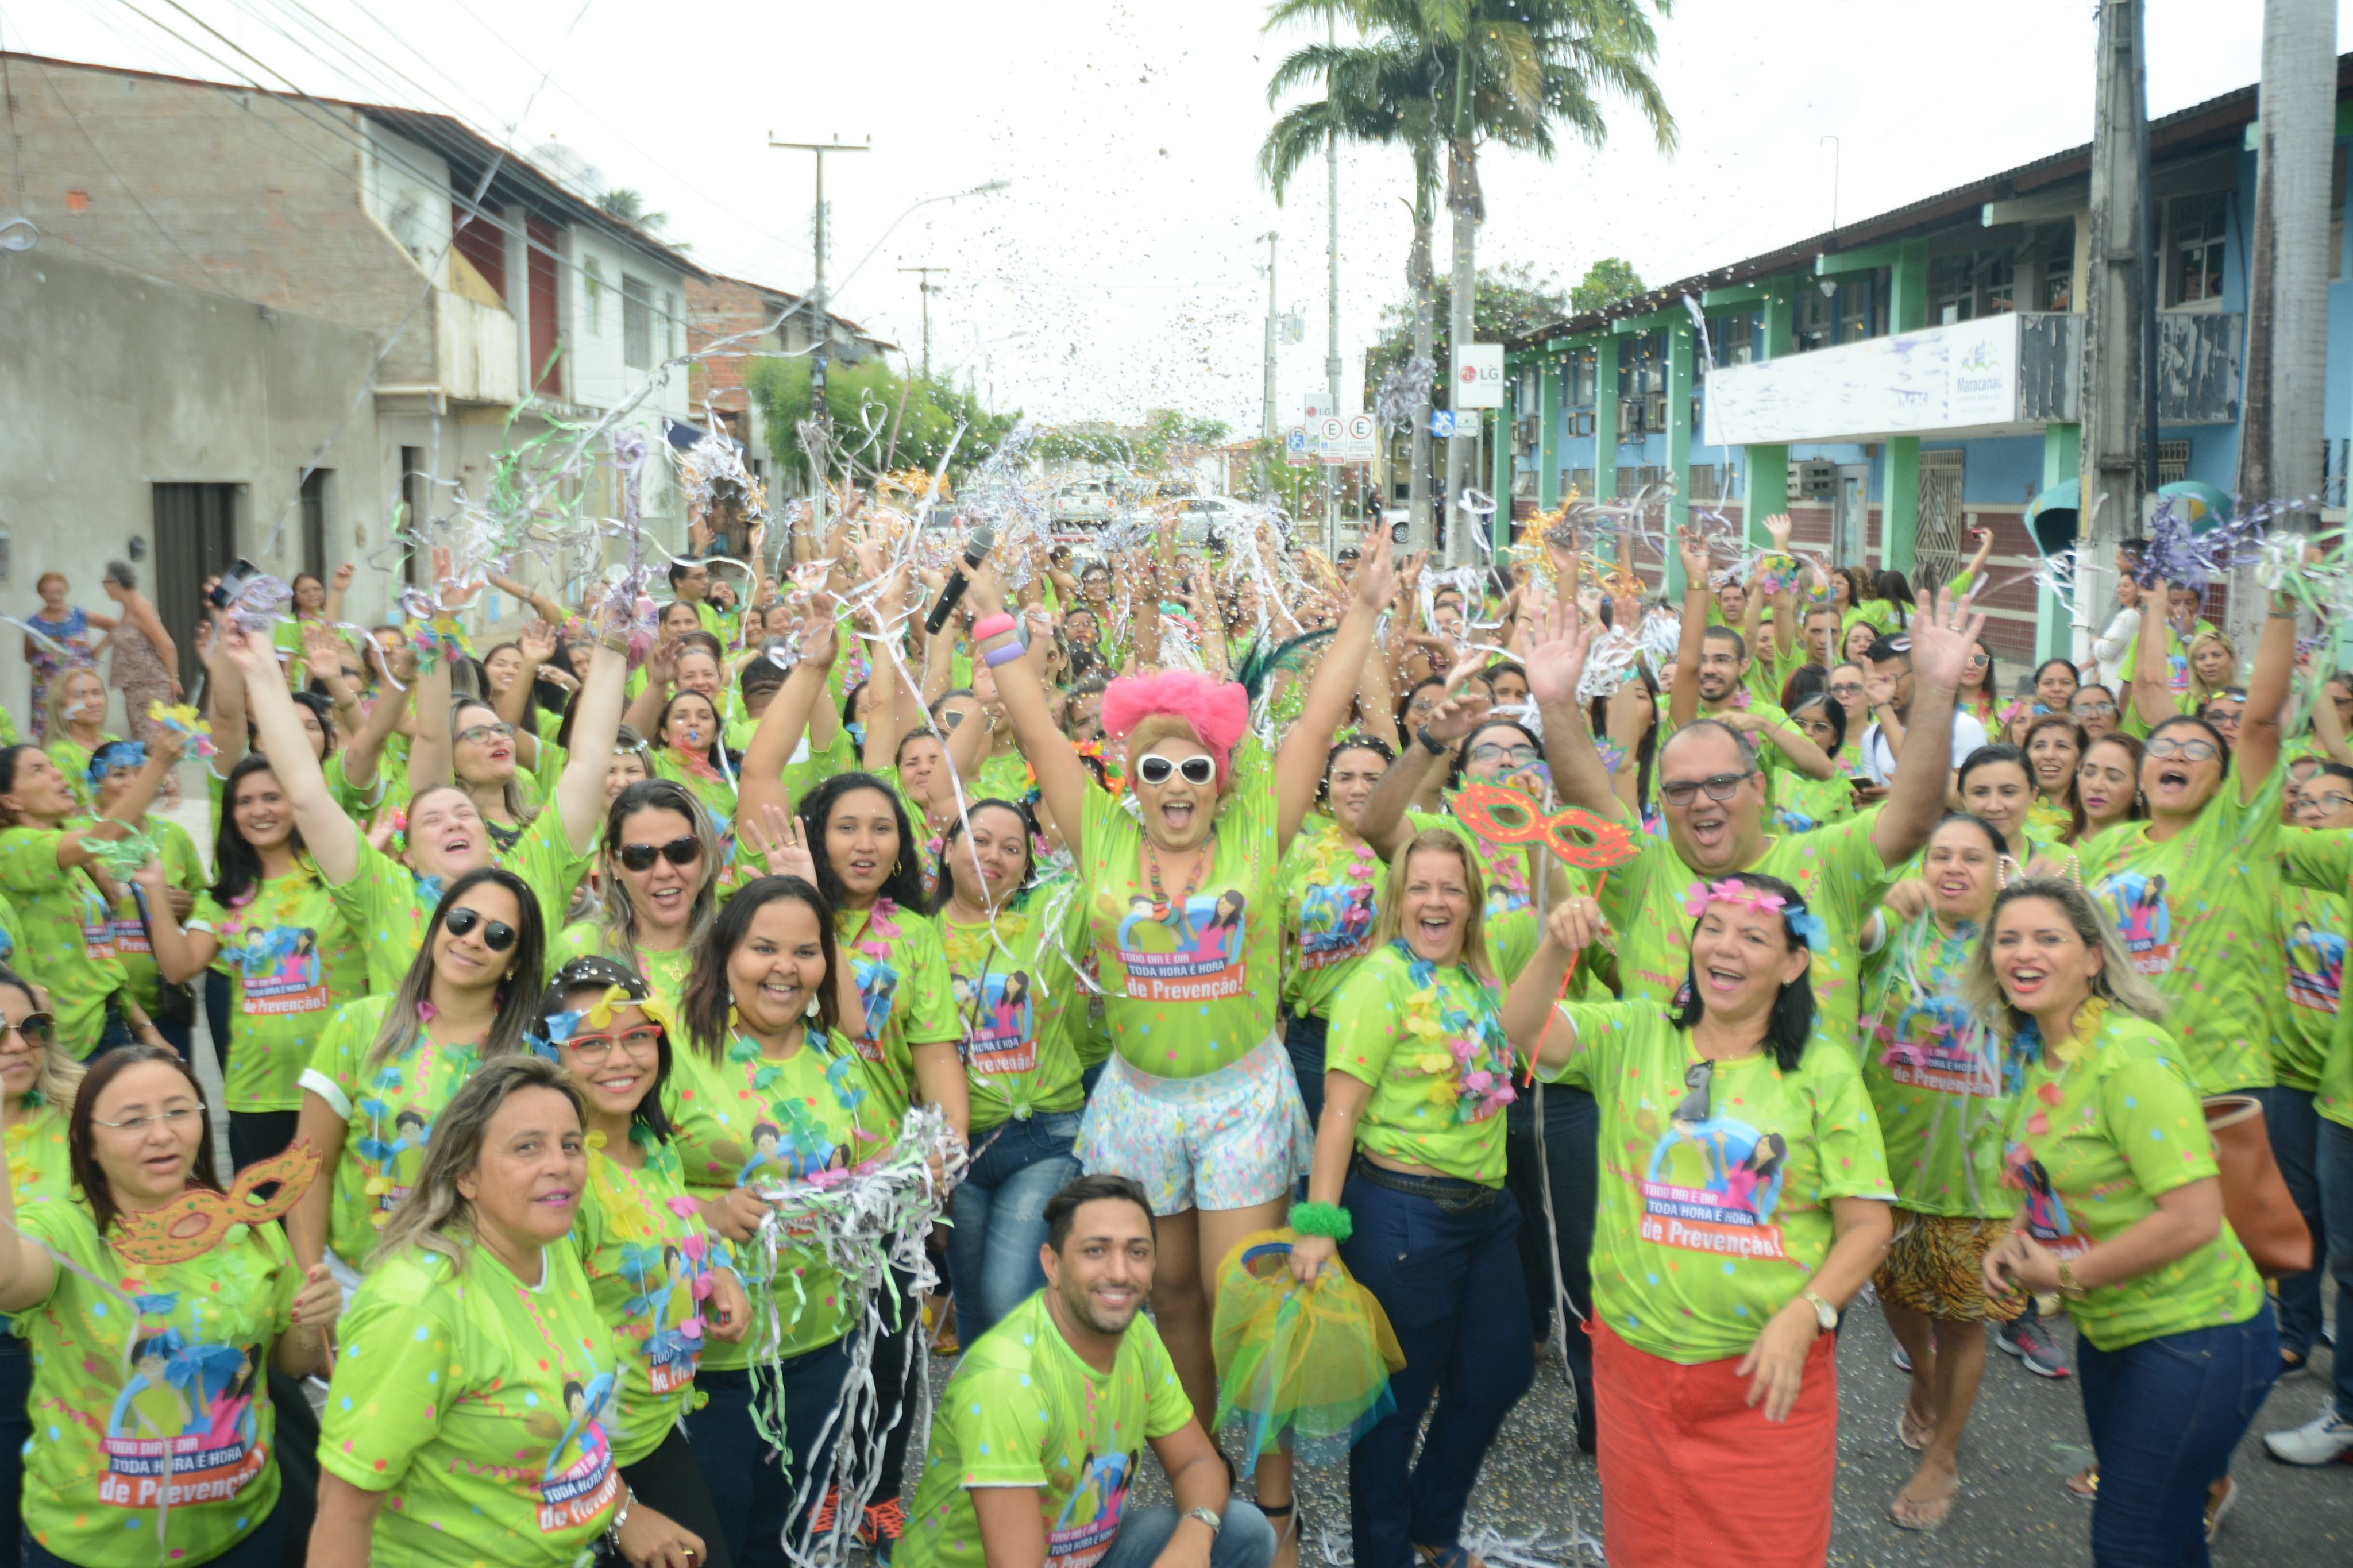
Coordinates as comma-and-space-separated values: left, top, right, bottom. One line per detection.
1168, 495, 1287, 549
1051, 479, 1114, 524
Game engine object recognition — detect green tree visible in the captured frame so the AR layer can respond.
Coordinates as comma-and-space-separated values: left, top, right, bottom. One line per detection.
1571, 256, 1645, 313
597, 188, 668, 233
745, 355, 1017, 488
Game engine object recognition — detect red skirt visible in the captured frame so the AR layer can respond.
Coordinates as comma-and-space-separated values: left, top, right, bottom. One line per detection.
1590, 1318, 1839, 1567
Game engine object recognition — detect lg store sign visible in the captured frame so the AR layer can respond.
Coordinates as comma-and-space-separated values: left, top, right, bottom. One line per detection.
1452, 344, 1503, 410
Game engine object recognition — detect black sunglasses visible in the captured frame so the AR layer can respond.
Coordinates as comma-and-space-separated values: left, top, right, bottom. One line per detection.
1658, 770, 1754, 806
443, 906, 517, 951
618, 836, 702, 872
1136, 754, 1216, 786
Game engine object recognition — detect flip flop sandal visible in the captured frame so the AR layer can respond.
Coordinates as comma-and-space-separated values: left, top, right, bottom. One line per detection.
1896, 1408, 1933, 1452
1416, 1543, 1487, 1568
2063, 1467, 2098, 1500
1889, 1483, 1958, 1534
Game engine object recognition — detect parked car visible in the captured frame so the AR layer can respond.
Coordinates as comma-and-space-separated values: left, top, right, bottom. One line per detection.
1051, 478, 1114, 524
1167, 495, 1289, 549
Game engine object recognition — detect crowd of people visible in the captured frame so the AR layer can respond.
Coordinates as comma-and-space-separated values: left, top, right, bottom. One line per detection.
0, 507, 2340, 1568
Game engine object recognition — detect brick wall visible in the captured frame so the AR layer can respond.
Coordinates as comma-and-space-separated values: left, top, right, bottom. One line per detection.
685, 276, 787, 419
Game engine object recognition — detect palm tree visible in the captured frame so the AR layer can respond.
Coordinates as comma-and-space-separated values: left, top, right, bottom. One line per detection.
1259, 31, 1442, 542
1267, 1, 1679, 559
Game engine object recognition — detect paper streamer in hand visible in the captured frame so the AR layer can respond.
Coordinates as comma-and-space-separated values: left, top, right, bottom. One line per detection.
1211, 1233, 1405, 1463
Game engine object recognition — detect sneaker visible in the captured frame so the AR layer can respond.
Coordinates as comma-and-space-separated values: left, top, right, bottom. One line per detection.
861, 1497, 908, 1565
1995, 1316, 2070, 1379
2262, 1407, 2353, 1466
808, 1486, 846, 1537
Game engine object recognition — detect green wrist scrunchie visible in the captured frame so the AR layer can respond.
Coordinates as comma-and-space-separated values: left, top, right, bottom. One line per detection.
1288, 1200, 1353, 1242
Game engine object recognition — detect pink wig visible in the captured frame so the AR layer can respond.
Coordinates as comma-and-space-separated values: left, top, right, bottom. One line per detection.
1102, 671, 1249, 783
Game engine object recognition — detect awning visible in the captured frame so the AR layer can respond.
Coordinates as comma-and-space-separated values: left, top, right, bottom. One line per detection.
2022, 477, 2231, 559
2157, 480, 2232, 528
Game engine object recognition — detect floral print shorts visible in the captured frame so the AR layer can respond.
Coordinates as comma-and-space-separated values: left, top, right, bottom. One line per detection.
1077, 1030, 1311, 1216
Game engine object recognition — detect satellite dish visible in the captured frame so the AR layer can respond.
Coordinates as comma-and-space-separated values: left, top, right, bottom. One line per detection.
533, 141, 606, 203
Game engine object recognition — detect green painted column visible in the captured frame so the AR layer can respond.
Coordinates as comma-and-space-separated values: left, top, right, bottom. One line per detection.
2039, 423, 2081, 663
1537, 357, 1562, 508
1882, 241, 1931, 575
1491, 389, 1514, 558
1742, 288, 1793, 547
1665, 320, 1695, 595
1592, 335, 1620, 562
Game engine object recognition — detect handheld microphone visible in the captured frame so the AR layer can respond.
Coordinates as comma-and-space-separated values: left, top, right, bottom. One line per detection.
925, 524, 997, 635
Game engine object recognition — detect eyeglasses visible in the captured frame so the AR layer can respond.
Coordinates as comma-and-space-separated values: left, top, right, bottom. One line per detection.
0, 1013, 54, 1053
92, 1103, 205, 1134
2146, 736, 2220, 762
2296, 793, 2353, 816
564, 1025, 664, 1063
444, 906, 518, 951
1827, 682, 1865, 698
618, 836, 701, 872
456, 721, 515, 746
2072, 701, 2118, 717
1659, 771, 1754, 806
1468, 743, 1540, 766
1136, 754, 1217, 786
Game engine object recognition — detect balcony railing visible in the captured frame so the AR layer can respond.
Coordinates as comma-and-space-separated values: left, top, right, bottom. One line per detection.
434, 289, 522, 405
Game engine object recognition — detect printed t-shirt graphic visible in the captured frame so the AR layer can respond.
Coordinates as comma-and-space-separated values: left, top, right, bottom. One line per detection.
1324, 943, 1516, 1184
299, 995, 481, 1269
1542, 1003, 1893, 1364
1279, 816, 1381, 1019
940, 887, 1089, 1130
836, 899, 961, 1114
572, 1132, 723, 1466
187, 859, 365, 1112
1081, 745, 1281, 1079
665, 1028, 884, 1365
1998, 1011, 2263, 1351
1858, 914, 2013, 1216
320, 1243, 621, 1560
16, 1196, 296, 1565
2077, 768, 2285, 1092
2282, 825, 2353, 1103
899, 1290, 1194, 1568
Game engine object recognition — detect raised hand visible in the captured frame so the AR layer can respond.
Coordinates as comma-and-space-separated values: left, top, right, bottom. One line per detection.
1420, 690, 1495, 746
331, 562, 356, 593
518, 620, 559, 666
1764, 512, 1793, 552
1675, 527, 1712, 588
219, 623, 280, 681
1905, 583, 1989, 694
1523, 594, 1599, 709
739, 802, 817, 883
1352, 528, 1398, 611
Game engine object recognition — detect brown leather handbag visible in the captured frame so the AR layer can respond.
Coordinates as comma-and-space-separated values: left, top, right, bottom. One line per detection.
2202, 1095, 2312, 1277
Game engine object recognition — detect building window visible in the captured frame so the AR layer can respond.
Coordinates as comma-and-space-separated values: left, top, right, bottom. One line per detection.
1569, 351, 1596, 405
2157, 438, 2191, 487
584, 257, 604, 332
2040, 253, 2073, 311
622, 276, 651, 369
1796, 286, 1832, 351
1981, 256, 2015, 314
1712, 315, 1755, 366
1567, 467, 1594, 498
1835, 278, 1873, 343
1932, 255, 1975, 325
2167, 193, 2227, 306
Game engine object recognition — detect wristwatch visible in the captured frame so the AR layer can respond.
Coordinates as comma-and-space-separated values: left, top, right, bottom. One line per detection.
1800, 1288, 1838, 1332
1182, 1507, 1223, 1536
1415, 724, 1448, 758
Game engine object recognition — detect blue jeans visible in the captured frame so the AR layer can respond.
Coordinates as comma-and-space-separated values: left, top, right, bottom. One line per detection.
1504, 1081, 1599, 1447
690, 1339, 853, 1568
2321, 1117, 2353, 1420
1096, 1502, 1276, 1568
1283, 1011, 1329, 1126
2076, 1301, 2278, 1568
2251, 1086, 2327, 1356
1340, 1166, 1534, 1568
949, 1113, 1082, 1346
24, 1502, 280, 1567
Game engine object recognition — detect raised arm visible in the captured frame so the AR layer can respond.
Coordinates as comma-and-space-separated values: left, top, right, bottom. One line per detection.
0, 1119, 57, 1311
2130, 597, 2176, 729
226, 624, 362, 883
489, 570, 569, 627
2238, 583, 2298, 802
206, 639, 250, 774
553, 635, 627, 853
736, 611, 839, 829
405, 644, 454, 797
1666, 530, 1712, 730
1526, 597, 1622, 823
1355, 679, 1490, 856
963, 568, 1090, 849
1501, 899, 1610, 1071
1869, 586, 1986, 868
1275, 534, 1398, 848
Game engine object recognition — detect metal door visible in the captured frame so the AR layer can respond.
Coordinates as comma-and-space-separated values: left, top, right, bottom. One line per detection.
152, 483, 238, 692
1835, 465, 1870, 565
1916, 449, 1965, 588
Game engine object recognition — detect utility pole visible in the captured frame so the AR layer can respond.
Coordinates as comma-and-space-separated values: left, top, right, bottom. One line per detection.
897, 265, 949, 379
768, 134, 870, 534
1259, 230, 1280, 443
2077, 1, 2150, 667
2233, 0, 2336, 650
1324, 11, 1343, 555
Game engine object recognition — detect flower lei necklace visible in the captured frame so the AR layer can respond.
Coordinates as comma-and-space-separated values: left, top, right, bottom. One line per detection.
1390, 940, 1517, 1124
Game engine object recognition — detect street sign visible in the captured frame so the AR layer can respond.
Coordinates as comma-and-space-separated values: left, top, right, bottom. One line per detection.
1429, 410, 1459, 439
1303, 388, 1335, 422
1318, 414, 1374, 465
1284, 426, 1311, 467
1453, 343, 1505, 410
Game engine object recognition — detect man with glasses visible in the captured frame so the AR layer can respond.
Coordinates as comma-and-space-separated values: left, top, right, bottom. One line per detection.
1525, 583, 1984, 1063
1858, 636, 1988, 790
1663, 532, 1834, 785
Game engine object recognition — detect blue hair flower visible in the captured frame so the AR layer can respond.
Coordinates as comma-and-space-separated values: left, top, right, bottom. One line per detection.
1785, 907, 1829, 953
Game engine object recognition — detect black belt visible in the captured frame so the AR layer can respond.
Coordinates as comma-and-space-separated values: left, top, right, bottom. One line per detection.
1350, 1153, 1500, 1213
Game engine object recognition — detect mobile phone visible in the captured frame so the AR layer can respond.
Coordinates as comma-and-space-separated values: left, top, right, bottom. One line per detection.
208, 558, 260, 610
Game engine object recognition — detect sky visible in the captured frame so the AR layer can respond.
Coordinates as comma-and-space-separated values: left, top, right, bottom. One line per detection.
1, 0, 2325, 435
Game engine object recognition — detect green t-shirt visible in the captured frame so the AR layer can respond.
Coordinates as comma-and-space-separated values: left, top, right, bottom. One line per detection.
1325, 942, 1516, 1185
838, 900, 962, 1117
0, 827, 129, 1057
3, 1100, 73, 1208
299, 995, 489, 1272
939, 891, 1088, 1131
2279, 826, 2352, 1096
900, 1290, 1194, 1568
1278, 815, 1384, 1019
1769, 768, 1857, 837
648, 749, 738, 837
1597, 813, 1893, 1063
2001, 1011, 2264, 1351
16, 1194, 296, 1565
326, 813, 591, 994
187, 859, 368, 1113
2077, 771, 2286, 1093
45, 736, 115, 817
1858, 913, 2014, 1217
572, 1131, 726, 1466
548, 926, 696, 1023
81, 813, 203, 1015
320, 1243, 623, 1565
1081, 747, 1282, 1080
0, 888, 26, 978
1544, 1003, 1893, 1364
971, 749, 1036, 805
665, 1027, 885, 1364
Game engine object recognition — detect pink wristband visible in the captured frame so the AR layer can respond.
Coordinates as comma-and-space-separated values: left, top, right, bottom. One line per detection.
971, 613, 1016, 643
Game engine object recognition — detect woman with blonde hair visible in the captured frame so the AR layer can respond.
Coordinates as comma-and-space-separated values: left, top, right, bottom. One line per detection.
1293, 827, 1529, 1568
311, 1055, 705, 1567
1965, 876, 2274, 1562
